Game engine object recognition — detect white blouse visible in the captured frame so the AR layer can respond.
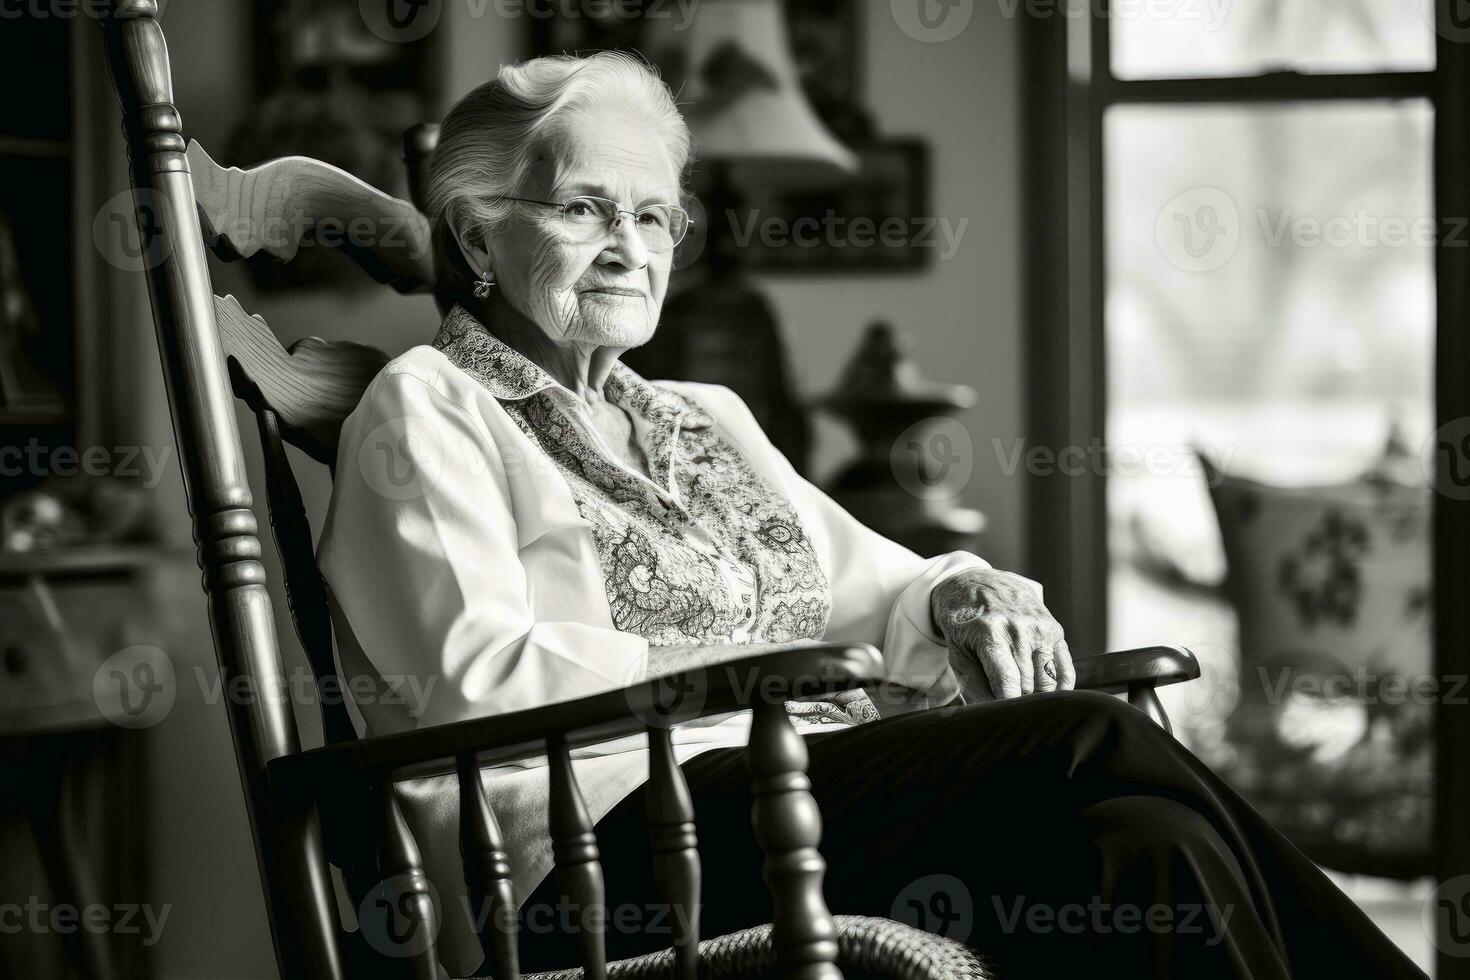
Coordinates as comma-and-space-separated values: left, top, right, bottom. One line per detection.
315, 307, 992, 970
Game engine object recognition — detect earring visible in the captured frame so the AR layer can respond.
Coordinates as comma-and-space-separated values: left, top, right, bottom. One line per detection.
472, 269, 495, 299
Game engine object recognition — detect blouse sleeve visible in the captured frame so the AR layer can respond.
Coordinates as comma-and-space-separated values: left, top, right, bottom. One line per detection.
316, 369, 648, 731
671, 382, 1004, 714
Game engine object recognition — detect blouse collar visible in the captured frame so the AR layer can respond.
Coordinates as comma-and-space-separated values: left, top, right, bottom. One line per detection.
432, 304, 714, 429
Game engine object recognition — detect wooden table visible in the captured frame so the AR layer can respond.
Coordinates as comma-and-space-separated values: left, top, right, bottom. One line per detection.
0, 545, 157, 979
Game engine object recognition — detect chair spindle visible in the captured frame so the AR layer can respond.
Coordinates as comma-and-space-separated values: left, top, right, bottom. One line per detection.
375, 786, 442, 979
1128, 683, 1172, 735
548, 736, 608, 980
749, 697, 843, 980
456, 752, 521, 980
645, 726, 702, 980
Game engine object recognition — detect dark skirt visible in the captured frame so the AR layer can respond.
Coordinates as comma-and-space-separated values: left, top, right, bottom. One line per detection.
516, 690, 1427, 979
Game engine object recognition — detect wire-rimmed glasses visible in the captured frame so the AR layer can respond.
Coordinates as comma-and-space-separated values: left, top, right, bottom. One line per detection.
497, 195, 692, 253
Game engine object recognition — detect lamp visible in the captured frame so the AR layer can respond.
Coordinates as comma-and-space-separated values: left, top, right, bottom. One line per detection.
627, 0, 857, 473
673, 0, 857, 186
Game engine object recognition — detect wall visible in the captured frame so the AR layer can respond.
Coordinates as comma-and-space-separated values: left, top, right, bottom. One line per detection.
111, 2, 1023, 976
777, 2, 1024, 571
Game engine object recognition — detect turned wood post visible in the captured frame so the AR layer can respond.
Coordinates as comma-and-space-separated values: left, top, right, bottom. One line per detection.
548, 736, 608, 980
645, 726, 702, 980
748, 697, 843, 980
457, 752, 520, 980
376, 787, 443, 979
97, 3, 341, 978
1128, 683, 1172, 735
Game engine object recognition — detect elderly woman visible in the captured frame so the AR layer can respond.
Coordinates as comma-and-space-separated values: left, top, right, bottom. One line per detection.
317, 53, 1423, 979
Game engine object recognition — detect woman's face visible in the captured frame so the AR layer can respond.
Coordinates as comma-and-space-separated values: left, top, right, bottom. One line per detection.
481, 109, 680, 351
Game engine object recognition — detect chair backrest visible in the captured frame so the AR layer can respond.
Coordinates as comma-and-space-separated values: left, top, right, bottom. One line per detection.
100, 13, 881, 980
97, 3, 440, 974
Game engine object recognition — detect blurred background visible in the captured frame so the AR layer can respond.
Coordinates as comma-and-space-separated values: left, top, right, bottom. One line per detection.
0, 0, 1464, 976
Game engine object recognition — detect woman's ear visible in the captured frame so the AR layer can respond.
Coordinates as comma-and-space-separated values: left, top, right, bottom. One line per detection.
447, 205, 493, 279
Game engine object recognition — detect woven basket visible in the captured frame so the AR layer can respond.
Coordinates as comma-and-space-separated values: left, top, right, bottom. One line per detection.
490, 914, 997, 980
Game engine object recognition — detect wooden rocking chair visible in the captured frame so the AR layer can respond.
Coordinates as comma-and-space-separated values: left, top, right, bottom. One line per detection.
97, 4, 1201, 978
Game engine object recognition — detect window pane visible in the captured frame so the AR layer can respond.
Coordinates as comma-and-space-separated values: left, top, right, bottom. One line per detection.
1105, 101, 1435, 885
1111, 0, 1435, 79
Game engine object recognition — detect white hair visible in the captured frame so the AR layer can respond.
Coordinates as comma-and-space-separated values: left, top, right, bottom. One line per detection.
423, 51, 692, 303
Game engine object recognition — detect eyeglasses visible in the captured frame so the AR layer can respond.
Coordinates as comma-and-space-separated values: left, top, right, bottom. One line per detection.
496, 195, 692, 253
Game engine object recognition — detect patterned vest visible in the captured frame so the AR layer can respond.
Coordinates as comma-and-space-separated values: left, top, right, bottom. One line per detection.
432, 307, 878, 725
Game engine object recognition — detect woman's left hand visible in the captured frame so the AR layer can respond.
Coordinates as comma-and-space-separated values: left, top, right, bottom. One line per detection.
930, 568, 1074, 701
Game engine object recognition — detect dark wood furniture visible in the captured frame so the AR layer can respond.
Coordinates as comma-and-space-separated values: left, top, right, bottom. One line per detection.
818, 323, 986, 559
97, 4, 1200, 977
0, 547, 153, 980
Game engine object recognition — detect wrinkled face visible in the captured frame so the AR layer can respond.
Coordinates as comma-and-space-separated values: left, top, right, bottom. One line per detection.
483, 109, 680, 350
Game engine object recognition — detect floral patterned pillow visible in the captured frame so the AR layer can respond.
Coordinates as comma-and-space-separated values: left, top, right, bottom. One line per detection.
1203, 457, 1432, 877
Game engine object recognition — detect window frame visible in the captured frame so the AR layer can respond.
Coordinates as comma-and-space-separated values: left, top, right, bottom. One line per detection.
1022, 8, 1470, 965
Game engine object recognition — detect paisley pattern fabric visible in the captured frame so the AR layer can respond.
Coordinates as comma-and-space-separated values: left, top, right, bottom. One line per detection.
432, 306, 878, 725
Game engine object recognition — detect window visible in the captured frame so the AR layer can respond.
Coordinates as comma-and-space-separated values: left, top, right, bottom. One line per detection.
1027, 0, 1445, 918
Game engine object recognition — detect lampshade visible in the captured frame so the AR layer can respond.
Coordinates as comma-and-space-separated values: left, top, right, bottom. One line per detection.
666, 0, 858, 186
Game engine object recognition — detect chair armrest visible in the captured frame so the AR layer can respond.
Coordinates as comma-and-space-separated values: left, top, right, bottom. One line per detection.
269, 640, 884, 791
1073, 645, 1200, 694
